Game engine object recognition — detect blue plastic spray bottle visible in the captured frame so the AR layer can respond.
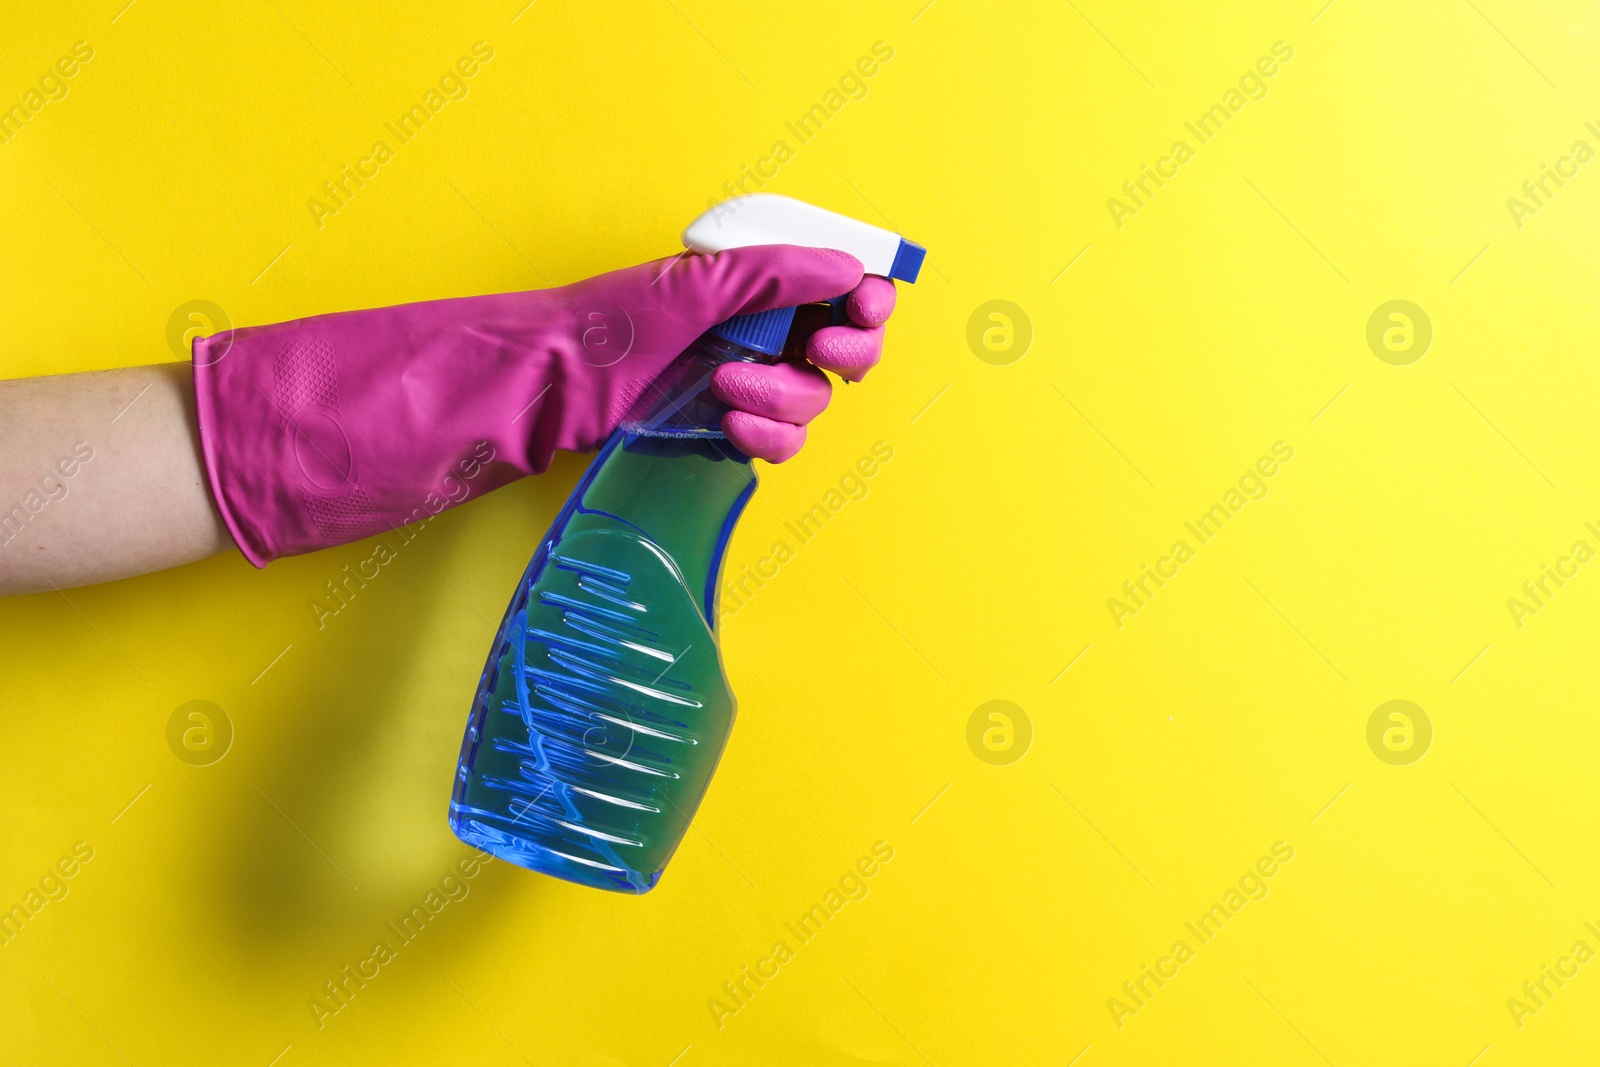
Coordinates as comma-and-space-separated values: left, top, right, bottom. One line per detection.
449, 194, 925, 892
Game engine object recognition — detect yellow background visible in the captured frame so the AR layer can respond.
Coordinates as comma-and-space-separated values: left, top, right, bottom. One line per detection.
2, 0, 1598, 1062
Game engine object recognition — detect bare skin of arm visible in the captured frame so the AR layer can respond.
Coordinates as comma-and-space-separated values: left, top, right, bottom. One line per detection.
0, 363, 232, 596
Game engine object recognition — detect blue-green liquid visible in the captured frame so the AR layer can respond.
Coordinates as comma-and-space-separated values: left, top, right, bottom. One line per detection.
449, 431, 756, 893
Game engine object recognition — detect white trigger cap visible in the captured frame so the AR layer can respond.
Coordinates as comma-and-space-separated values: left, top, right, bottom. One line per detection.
683, 193, 925, 282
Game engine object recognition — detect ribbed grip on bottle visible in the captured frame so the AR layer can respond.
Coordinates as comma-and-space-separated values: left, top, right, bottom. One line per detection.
708, 306, 796, 356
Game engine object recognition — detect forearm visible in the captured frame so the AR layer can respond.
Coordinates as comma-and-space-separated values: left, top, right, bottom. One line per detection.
0, 363, 232, 595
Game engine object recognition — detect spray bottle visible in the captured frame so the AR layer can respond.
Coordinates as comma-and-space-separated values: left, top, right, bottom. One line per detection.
448, 194, 925, 892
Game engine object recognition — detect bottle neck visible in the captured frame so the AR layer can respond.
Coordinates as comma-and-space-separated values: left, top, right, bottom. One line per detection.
621, 332, 777, 438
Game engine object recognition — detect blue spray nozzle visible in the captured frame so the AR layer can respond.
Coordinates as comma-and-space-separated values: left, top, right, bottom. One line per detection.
888, 238, 926, 283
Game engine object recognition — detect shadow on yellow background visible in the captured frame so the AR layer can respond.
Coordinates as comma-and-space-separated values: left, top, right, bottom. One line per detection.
4, 0, 1600, 1063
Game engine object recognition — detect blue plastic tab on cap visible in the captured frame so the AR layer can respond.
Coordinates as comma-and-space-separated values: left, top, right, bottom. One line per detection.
709, 305, 796, 356
888, 239, 926, 283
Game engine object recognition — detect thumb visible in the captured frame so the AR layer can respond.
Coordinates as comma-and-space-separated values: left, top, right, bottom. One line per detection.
662, 244, 865, 328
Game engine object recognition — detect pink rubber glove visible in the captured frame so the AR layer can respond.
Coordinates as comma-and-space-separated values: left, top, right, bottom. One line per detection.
192, 246, 897, 566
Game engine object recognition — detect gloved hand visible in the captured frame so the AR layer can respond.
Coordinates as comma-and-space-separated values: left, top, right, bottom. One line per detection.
192, 245, 899, 566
